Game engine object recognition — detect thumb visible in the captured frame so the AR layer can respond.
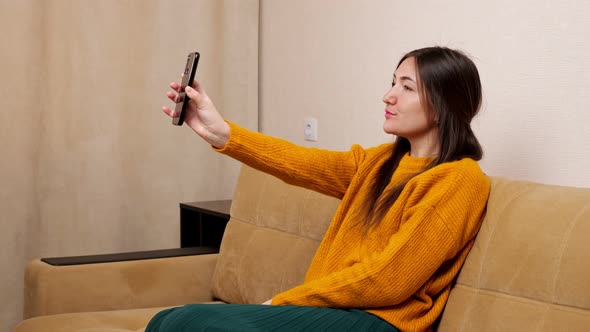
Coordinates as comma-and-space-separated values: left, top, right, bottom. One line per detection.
192, 80, 208, 98
192, 80, 203, 91
184, 86, 202, 104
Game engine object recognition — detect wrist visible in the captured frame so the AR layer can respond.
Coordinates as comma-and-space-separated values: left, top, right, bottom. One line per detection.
212, 122, 230, 149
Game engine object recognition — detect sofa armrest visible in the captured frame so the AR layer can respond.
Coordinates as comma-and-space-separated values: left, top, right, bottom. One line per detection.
24, 247, 219, 319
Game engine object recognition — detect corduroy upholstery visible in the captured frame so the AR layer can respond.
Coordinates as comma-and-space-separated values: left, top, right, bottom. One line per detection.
210, 164, 340, 304
437, 177, 590, 330
15, 165, 590, 331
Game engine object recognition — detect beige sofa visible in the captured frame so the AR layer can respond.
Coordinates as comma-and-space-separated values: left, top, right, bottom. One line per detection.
15, 165, 590, 331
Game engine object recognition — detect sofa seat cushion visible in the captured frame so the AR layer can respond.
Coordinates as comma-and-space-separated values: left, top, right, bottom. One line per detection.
439, 284, 590, 331
15, 306, 169, 332
15, 302, 226, 332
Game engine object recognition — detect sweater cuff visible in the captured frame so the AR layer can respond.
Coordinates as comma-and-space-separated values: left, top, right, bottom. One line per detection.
270, 288, 307, 307
211, 121, 238, 153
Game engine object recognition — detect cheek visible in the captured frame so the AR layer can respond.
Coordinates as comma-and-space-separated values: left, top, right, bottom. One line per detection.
406, 104, 433, 128
399, 92, 421, 108
415, 109, 432, 125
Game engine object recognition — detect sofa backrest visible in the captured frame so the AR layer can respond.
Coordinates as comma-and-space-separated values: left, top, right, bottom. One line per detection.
211, 165, 340, 304
438, 177, 590, 331
212, 165, 590, 330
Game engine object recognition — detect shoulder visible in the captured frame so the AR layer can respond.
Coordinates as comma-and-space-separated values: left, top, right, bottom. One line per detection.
407, 158, 491, 206
423, 158, 488, 186
340, 142, 395, 167
402, 159, 490, 238
354, 142, 396, 162
351, 142, 394, 155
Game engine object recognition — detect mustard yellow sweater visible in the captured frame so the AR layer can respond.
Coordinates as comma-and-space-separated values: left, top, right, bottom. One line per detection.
216, 122, 491, 332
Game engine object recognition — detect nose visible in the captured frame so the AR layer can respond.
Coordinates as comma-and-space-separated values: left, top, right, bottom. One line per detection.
382, 87, 397, 105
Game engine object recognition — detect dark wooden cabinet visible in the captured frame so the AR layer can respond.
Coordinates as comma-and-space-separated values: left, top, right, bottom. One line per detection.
179, 200, 232, 248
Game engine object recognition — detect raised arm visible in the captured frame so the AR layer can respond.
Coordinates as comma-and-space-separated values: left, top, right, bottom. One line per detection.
164, 80, 379, 198
215, 122, 377, 198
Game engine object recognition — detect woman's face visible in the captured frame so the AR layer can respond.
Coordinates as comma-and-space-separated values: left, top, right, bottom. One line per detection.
382, 57, 438, 145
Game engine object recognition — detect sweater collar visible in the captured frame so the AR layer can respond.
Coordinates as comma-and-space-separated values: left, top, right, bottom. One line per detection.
398, 152, 435, 173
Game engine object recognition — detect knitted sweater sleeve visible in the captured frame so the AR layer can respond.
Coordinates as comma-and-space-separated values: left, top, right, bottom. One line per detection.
272, 166, 490, 308
214, 122, 378, 199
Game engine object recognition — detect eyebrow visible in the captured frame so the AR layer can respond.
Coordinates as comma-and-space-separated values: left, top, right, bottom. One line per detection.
393, 74, 416, 83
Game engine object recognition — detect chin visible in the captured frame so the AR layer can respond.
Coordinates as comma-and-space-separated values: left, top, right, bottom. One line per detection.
383, 125, 398, 136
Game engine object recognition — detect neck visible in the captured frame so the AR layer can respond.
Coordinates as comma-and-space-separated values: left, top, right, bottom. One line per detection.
409, 146, 439, 158
408, 132, 440, 158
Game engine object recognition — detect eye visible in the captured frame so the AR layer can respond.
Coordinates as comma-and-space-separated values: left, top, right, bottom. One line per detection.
391, 80, 396, 87
403, 85, 413, 92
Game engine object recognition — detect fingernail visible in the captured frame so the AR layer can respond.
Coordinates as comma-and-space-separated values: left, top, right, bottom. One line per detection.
185, 86, 193, 93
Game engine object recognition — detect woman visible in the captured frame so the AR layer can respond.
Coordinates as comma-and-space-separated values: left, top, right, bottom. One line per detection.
148, 46, 490, 332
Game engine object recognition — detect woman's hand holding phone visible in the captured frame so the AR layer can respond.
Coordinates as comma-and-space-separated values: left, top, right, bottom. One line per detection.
163, 80, 230, 149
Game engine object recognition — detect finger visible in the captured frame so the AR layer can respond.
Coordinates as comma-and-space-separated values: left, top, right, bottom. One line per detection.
162, 106, 179, 118
162, 106, 173, 117
167, 91, 179, 103
169, 81, 181, 92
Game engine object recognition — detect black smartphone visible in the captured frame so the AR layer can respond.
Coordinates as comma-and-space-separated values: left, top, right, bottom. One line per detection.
173, 52, 200, 126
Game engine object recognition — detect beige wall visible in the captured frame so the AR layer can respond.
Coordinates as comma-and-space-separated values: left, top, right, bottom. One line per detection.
0, 1, 258, 331
260, 0, 590, 188
0, 1, 43, 331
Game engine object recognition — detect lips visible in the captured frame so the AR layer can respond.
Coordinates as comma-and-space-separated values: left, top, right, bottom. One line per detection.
384, 109, 396, 119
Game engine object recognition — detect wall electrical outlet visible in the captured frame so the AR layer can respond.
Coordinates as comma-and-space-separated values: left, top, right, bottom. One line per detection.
304, 117, 318, 142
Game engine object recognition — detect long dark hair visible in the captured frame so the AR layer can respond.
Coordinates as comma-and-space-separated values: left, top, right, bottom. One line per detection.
363, 46, 483, 228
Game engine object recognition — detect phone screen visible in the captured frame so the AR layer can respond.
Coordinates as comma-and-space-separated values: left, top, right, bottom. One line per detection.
173, 52, 200, 126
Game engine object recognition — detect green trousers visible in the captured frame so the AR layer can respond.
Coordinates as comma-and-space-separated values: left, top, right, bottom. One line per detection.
146, 304, 399, 332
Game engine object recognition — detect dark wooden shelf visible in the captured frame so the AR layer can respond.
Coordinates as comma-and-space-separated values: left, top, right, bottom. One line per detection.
42, 246, 219, 266
180, 200, 232, 248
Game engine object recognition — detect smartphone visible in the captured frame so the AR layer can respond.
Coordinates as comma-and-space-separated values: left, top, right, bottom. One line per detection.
173, 52, 200, 126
